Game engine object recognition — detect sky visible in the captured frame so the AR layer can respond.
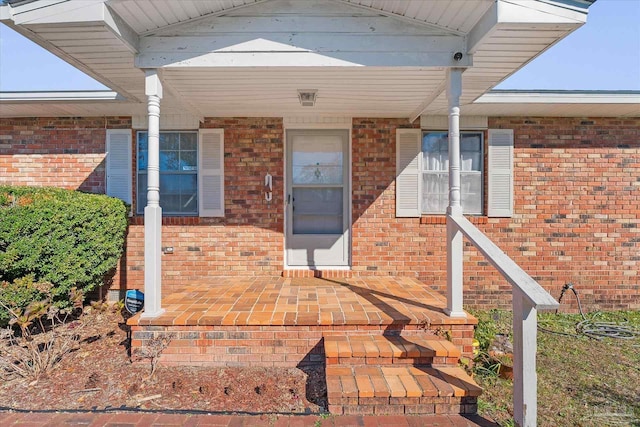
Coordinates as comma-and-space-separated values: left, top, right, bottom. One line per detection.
0, 0, 638, 92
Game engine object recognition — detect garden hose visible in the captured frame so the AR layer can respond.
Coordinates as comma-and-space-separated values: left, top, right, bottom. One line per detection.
538, 283, 640, 341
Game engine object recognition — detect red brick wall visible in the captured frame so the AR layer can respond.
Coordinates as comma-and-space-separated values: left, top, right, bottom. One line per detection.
120, 118, 285, 295
0, 117, 130, 192
2, 115, 638, 311
351, 117, 640, 311
481, 117, 640, 310
129, 323, 474, 368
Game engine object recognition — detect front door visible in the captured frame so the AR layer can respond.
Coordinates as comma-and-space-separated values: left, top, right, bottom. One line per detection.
286, 129, 350, 267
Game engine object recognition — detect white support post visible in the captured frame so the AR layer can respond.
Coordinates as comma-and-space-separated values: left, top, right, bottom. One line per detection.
141, 69, 164, 319
445, 67, 466, 318
513, 287, 538, 427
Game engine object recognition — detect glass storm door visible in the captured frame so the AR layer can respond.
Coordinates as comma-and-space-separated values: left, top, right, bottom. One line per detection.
286, 129, 350, 267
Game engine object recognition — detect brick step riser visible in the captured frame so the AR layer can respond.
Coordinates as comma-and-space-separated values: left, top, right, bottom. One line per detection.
329, 396, 478, 416
326, 356, 459, 366
282, 270, 353, 278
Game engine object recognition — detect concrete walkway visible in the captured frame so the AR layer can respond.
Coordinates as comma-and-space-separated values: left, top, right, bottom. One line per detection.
0, 411, 498, 426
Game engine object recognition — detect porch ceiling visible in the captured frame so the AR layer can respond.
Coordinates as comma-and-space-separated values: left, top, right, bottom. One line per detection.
0, 0, 591, 119
159, 67, 447, 118
106, 0, 494, 36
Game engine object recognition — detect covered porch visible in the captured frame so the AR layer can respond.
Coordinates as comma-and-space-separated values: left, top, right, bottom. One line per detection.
127, 276, 477, 366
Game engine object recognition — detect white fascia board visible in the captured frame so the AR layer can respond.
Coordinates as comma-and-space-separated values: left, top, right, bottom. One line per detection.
10, 1, 139, 53
1, 20, 140, 102
3, 0, 67, 17
467, 0, 587, 54
103, 4, 139, 53
0, 91, 123, 103
497, 0, 587, 25
11, 0, 105, 25
466, 2, 499, 54
476, 92, 640, 104
0, 4, 12, 21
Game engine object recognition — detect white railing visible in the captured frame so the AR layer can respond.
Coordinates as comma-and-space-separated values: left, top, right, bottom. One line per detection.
447, 214, 559, 427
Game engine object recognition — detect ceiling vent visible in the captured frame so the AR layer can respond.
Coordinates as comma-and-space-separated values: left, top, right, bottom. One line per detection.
298, 90, 318, 107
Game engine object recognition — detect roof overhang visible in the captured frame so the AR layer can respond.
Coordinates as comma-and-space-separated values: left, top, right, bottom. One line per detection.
2, 90, 638, 119
0, 0, 594, 119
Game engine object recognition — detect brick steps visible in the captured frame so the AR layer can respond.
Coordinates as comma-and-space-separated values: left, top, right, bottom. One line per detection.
324, 335, 481, 416
326, 365, 481, 415
324, 335, 461, 366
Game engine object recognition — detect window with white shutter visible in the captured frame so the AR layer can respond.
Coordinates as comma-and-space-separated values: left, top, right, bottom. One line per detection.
487, 129, 514, 217
396, 128, 510, 217
106, 129, 132, 205
137, 131, 198, 215
396, 129, 422, 217
198, 129, 225, 217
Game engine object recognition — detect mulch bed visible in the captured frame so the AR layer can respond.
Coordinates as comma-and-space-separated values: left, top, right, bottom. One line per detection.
0, 309, 326, 414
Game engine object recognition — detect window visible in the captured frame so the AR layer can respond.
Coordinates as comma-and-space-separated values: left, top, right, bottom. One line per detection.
421, 132, 483, 214
396, 128, 512, 218
137, 131, 198, 215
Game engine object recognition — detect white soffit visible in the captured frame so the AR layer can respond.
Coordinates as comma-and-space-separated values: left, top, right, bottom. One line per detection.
458, 91, 640, 118
2, 91, 638, 119
0, 91, 122, 102
108, 0, 494, 35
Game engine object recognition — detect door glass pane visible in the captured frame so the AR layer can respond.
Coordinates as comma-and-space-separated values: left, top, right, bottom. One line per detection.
292, 135, 343, 185
292, 188, 343, 234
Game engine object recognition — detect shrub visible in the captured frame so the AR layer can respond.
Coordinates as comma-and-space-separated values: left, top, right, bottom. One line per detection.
0, 186, 128, 308
0, 276, 50, 327
0, 283, 85, 381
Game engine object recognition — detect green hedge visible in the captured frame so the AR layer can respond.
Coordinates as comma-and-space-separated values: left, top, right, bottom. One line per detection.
0, 186, 128, 308
0, 275, 50, 327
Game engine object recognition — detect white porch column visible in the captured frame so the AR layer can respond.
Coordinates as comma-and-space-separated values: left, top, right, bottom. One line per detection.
513, 288, 537, 427
445, 67, 466, 318
141, 69, 164, 319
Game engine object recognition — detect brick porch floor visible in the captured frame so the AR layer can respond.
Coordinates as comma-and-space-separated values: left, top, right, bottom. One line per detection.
127, 276, 476, 328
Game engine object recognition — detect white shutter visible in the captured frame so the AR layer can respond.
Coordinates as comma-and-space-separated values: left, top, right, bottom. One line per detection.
105, 129, 132, 204
198, 129, 224, 217
488, 129, 514, 217
396, 128, 422, 217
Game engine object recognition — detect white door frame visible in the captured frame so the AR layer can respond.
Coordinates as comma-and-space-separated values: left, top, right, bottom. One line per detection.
283, 118, 352, 270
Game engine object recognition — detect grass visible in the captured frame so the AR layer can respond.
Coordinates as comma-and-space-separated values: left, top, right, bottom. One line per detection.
471, 309, 640, 427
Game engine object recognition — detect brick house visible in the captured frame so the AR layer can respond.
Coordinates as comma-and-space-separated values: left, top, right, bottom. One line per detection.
1, 0, 639, 423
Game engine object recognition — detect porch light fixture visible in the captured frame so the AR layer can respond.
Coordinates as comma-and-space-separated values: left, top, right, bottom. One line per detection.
298, 90, 318, 107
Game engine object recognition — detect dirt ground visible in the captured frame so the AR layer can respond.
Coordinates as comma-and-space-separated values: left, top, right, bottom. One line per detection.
0, 308, 326, 414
